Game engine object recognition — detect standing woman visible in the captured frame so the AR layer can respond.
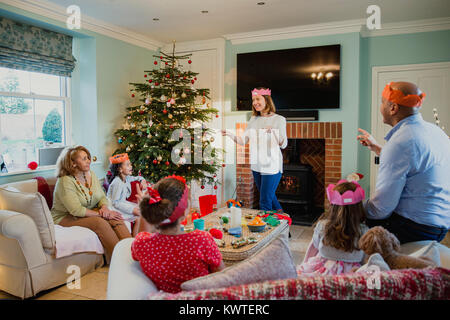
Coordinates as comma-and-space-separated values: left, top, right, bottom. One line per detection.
51, 146, 132, 261
222, 88, 287, 212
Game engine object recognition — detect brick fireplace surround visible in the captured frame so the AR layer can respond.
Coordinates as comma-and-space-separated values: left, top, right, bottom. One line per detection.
235, 122, 342, 214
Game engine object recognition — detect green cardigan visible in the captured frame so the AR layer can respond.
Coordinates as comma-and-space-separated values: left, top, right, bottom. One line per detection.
51, 170, 109, 225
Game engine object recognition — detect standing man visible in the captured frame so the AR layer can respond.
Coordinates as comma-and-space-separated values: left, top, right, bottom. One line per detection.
357, 81, 450, 243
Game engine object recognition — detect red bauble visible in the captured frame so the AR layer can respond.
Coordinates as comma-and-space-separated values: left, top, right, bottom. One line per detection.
191, 80, 195, 84
183, 76, 187, 80
165, 62, 168, 65
166, 74, 170, 78
188, 60, 192, 64
153, 160, 157, 164
165, 161, 170, 166
169, 125, 174, 129
144, 74, 147, 78
209, 228, 223, 240
28, 161, 38, 170
155, 82, 159, 86
163, 109, 168, 114
194, 77, 197, 80
148, 79, 152, 83
216, 114, 219, 118
222, 164, 226, 167
160, 56, 163, 59
214, 185, 218, 190
154, 61, 157, 65
200, 185, 205, 189
139, 110, 144, 114
131, 94, 135, 98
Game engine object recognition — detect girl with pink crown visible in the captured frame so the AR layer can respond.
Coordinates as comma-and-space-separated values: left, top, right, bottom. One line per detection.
297, 180, 369, 276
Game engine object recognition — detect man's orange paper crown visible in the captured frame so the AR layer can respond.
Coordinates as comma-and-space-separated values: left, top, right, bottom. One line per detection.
109, 153, 129, 164
382, 82, 426, 108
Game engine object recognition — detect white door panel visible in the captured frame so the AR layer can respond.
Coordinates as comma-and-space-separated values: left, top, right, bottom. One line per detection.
370, 62, 450, 196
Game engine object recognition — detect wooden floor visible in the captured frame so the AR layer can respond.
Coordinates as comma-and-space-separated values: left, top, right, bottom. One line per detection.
1, 225, 449, 300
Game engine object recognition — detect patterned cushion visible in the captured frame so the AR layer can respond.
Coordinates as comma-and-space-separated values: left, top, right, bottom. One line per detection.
148, 267, 450, 300
180, 234, 297, 291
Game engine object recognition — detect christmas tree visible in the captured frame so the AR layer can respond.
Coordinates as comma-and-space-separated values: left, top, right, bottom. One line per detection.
113, 42, 224, 186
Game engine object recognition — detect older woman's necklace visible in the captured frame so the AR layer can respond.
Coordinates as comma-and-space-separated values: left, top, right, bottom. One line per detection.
73, 172, 93, 206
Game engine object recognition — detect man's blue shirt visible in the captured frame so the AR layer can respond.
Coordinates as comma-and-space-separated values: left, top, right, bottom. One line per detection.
365, 113, 450, 229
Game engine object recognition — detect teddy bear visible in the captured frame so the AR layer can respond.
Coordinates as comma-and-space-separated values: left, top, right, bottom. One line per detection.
358, 226, 436, 270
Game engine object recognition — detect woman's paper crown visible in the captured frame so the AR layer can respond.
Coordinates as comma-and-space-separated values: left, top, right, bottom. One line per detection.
326, 179, 365, 206
252, 88, 271, 96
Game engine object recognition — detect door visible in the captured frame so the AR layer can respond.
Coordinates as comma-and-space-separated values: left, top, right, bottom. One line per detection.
370, 62, 450, 195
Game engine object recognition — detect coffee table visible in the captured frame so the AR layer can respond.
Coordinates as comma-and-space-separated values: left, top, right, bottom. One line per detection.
196, 207, 289, 266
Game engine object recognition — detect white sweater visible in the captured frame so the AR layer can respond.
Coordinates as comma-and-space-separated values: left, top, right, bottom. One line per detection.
242, 114, 287, 174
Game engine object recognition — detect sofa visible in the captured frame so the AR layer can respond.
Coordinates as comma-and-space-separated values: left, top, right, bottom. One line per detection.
107, 235, 450, 300
0, 177, 104, 299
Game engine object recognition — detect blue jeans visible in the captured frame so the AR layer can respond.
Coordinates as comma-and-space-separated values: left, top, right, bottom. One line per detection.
252, 171, 283, 211
366, 212, 448, 244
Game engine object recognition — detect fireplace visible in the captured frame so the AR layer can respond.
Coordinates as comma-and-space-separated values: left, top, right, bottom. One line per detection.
235, 121, 342, 226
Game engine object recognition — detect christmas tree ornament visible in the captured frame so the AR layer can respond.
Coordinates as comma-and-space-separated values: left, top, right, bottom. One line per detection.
168, 114, 173, 119
172, 93, 177, 98
214, 185, 218, 190
144, 74, 147, 78
166, 102, 171, 107
201, 185, 205, 189
181, 92, 187, 98
188, 60, 192, 64
126, 146, 130, 152
166, 74, 170, 78
163, 109, 168, 114
154, 61, 157, 65
202, 97, 206, 104
210, 137, 215, 142
169, 98, 176, 105
174, 149, 180, 155
118, 138, 123, 144
145, 97, 152, 105
153, 160, 157, 164
157, 155, 162, 161
148, 79, 152, 83
123, 120, 131, 130
28, 161, 38, 170
160, 95, 167, 101
131, 93, 135, 98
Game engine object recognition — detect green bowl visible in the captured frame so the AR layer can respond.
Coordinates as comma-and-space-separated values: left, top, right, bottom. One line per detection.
248, 224, 266, 232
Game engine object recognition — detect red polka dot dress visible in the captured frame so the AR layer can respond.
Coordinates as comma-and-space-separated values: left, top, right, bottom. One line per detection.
131, 230, 223, 293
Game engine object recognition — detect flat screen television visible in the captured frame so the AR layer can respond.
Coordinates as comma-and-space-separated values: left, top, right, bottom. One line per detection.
237, 44, 341, 113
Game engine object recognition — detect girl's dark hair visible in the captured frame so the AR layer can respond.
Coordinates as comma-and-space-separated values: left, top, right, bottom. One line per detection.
106, 163, 122, 184
316, 182, 366, 252
139, 178, 186, 230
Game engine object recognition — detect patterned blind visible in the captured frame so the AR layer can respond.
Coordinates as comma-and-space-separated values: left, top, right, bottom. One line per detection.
0, 17, 76, 77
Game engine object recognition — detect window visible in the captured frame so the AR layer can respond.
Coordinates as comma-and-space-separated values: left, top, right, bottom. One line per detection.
0, 67, 70, 173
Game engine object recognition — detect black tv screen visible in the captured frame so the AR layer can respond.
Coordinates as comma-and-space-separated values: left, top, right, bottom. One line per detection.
237, 44, 340, 111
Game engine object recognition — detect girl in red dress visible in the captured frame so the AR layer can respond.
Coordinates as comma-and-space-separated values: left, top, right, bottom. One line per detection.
131, 175, 225, 293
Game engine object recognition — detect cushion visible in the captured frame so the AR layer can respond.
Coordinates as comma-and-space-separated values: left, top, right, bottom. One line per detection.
149, 267, 450, 300
400, 240, 450, 269
179, 234, 297, 292
0, 186, 56, 253
407, 241, 441, 267
54, 225, 104, 258
356, 253, 391, 273
33, 176, 53, 210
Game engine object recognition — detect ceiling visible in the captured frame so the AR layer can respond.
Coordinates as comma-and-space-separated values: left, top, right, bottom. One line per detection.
40, 0, 450, 43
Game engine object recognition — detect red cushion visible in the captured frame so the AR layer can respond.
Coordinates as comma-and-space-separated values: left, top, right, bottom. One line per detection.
33, 177, 53, 209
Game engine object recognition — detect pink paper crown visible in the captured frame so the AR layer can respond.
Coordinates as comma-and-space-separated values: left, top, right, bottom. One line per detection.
252, 88, 271, 96
326, 179, 365, 206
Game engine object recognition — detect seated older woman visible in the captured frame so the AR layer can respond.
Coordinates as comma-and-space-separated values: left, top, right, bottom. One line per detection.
51, 146, 131, 261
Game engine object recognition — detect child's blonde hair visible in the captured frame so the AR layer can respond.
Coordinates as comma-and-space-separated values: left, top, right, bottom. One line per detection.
316, 182, 366, 252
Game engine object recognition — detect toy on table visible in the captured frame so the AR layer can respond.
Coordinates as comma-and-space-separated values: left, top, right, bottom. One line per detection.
209, 228, 223, 239
263, 215, 280, 227
215, 239, 226, 248
226, 199, 242, 208
231, 238, 248, 249
247, 216, 266, 232
227, 226, 242, 237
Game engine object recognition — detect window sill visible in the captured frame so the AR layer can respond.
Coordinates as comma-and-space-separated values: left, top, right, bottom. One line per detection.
0, 160, 103, 177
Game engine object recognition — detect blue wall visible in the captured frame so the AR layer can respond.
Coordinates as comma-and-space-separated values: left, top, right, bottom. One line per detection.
0, 3, 157, 184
